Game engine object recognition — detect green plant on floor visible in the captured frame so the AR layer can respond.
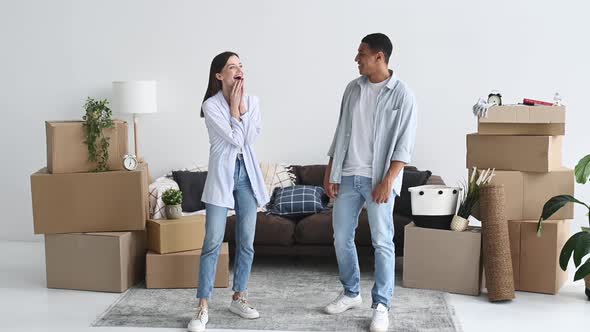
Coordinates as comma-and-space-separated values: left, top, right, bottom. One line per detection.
83, 97, 114, 172
162, 188, 183, 206
537, 154, 590, 299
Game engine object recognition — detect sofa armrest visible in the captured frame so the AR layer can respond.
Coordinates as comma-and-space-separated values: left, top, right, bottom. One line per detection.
426, 175, 445, 186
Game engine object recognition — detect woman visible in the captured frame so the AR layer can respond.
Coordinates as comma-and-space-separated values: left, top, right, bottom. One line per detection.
188, 52, 269, 332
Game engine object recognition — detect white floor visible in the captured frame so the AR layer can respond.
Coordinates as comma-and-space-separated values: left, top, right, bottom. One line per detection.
1, 241, 588, 332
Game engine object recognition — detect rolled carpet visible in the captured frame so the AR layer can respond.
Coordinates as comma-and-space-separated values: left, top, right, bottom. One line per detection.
480, 184, 515, 302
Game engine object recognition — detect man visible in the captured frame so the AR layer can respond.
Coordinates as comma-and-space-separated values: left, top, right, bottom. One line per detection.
323, 33, 417, 332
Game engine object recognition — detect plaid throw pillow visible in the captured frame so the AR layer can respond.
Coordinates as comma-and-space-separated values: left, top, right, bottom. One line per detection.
267, 185, 329, 216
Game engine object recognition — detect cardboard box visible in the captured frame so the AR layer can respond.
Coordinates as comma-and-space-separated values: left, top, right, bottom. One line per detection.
478, 105, 565, 135
508, 219, 569, 294
403, 223, 482, 296
466, 133, 562, 172
473, 168, 574, 221
44, 231, 146, 292
147, 215, 206, 254
31, 164, 149, 234
46, 120, 128, 174
146, 243, 229, 289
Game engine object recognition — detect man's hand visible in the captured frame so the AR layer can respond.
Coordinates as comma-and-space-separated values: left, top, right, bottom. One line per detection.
323, 158, 338, 199
373, 160, 404, 204
325, 181, 339, 199
372, 181, 393, 204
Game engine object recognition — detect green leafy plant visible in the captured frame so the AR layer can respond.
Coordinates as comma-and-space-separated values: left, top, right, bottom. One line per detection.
457, 167, 495, 218
537, 154, 590, 282
83, 97, 114, 172
162, 189, 183, 206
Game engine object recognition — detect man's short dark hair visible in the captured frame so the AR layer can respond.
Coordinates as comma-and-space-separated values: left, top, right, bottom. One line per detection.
361, 33, 392, 64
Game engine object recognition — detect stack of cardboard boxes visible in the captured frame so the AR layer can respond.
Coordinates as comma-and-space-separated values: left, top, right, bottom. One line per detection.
31, 120, 149, 292
146, 216, 229, 289
31, 120, 229, 292
468, 104, 573, 294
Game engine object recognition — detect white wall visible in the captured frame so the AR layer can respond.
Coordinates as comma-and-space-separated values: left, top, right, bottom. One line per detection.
2, 0, 589, 241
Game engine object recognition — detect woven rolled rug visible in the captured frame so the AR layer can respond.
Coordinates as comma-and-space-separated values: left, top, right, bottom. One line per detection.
480, 184, 515, 302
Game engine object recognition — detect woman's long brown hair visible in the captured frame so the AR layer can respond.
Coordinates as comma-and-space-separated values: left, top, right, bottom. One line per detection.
201, 51, 239, 117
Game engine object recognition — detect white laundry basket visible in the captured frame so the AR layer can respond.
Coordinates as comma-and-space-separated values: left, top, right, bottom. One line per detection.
408, 185, 462, 229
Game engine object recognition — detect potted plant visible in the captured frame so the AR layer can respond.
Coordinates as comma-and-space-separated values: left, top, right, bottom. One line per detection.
83, 97, 114, 172
451, 167, 495, 231
537, 154, 590, 300
162, 188, 183, 219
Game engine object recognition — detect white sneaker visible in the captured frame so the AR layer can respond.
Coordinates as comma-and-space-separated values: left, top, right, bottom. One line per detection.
229, 297, 260, 319
324, 291, 362, 314
369, 303, 389, 332
187, 306, 208, 332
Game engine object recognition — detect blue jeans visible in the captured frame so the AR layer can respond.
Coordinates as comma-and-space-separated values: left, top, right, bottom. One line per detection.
196, 158, 258, 299
332, 175, 395, 308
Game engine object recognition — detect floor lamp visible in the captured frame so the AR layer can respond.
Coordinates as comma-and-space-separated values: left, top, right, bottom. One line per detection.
112, 80, 157, 161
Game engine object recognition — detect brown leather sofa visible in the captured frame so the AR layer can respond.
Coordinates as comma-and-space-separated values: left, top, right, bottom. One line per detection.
224, 165, 444, 257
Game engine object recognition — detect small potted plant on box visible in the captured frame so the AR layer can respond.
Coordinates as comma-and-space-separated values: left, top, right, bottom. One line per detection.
537, 154, 590, 300
451, 167, 495, 231
162, 188, 183, 219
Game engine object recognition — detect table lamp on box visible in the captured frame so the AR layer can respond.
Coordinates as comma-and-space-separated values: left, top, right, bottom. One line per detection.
112, 80, 157, 163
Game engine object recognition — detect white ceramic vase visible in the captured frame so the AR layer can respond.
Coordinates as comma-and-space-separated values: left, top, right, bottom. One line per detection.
450, 215, 469, 231
165, 204, 182, 219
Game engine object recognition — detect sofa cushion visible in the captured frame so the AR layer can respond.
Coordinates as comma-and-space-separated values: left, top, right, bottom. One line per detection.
295, 211, 333, 245
224, 212, 295, 246
393, 169, 432, 217
172, 171, 208, 212
291, 165, 327, 186
295, 209, 411, 257
267, 185, 329, 216
295, 209, 373, 245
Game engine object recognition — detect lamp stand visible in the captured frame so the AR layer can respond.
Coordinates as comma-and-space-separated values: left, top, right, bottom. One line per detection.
133, 113, 140, 160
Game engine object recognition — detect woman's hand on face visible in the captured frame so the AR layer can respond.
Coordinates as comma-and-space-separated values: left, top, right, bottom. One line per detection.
239, 79, 247, 115
230, 79, 242, 118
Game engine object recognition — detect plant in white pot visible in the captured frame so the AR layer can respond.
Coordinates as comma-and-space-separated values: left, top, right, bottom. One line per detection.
537, 154, 590, 300
451, 167, 495, 231
162, 188, 183, 219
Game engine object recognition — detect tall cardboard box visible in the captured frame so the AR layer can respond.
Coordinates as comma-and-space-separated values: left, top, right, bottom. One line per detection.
31, 164, 149, 234
46, 120, 128, 173
146, 243, 229, 289
44, 231, 146, 292
508, 220, 570, 294
403, 223, 482, 296
473, 168, 574, 221
147, 215, 206, 254
478, 105, 566, 136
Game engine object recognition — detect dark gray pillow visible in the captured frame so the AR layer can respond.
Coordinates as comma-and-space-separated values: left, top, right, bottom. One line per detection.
172, 171, 208, 212
394, 169, 432, 217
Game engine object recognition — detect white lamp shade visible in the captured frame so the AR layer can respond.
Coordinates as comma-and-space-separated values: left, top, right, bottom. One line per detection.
112, 80, 158, 114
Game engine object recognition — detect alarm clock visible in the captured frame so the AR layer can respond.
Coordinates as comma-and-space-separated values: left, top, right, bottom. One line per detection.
487, 90, 502, 106
123, 154, 138, 171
